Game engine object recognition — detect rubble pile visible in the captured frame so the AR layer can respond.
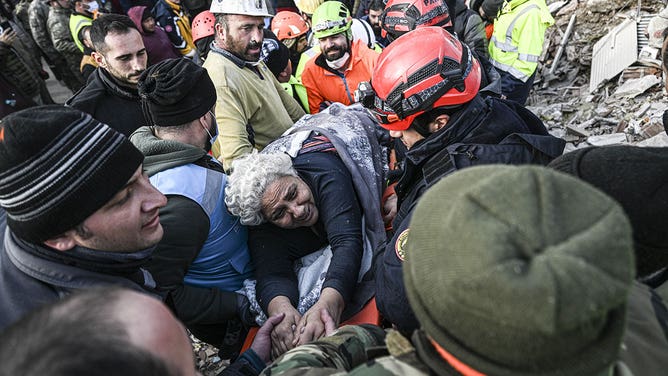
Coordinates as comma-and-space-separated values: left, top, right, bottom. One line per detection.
530, 0, 668, 152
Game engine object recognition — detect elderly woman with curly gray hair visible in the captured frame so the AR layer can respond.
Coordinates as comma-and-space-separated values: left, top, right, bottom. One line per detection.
225, 144, 365, 358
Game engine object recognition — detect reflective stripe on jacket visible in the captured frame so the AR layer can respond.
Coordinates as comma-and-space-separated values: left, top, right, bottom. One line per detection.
488, 0, 553, 82
69, 13, 92, 52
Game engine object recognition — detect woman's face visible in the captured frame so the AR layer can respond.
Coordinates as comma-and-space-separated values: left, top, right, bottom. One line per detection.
261, 175, 319, 229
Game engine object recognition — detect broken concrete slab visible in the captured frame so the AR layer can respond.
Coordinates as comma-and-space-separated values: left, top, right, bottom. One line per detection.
613, 75, 661, 98
587, 133, 628, 146
636, 131, 668, 147
565, 123, 591, 137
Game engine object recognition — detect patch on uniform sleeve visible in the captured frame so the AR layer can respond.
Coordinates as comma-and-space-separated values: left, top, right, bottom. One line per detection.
165, 25, 173, 32
395, 229, 409, 262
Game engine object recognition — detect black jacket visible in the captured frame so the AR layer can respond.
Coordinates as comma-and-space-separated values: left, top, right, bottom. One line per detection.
66, 68, 145, 136
376, 95, 565, 331
0, 224, 160, 331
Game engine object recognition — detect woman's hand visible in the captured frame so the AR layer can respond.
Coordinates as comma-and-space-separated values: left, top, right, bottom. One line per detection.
267, 296, 302, 359
293, 288, 344, 346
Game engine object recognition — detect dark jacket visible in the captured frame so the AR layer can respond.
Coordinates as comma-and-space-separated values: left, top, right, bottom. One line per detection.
66, 68, 146, 136
249, 151, 363, 315
376, 95, 566, 331
127, 5, 180, 66
130, 127, 250, 345
454, 0, 488, 59
0, 225, 160, 331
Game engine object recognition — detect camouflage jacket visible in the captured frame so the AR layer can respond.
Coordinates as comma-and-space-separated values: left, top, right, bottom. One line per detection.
29, 0, 62, 62
263, 322, 657, 376
46, 7, 82, 66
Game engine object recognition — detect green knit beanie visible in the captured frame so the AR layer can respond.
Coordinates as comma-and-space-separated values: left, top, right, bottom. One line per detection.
403, 165, 635, 376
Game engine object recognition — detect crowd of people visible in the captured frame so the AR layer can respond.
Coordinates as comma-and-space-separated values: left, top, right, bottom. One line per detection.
1, 0, 668, 375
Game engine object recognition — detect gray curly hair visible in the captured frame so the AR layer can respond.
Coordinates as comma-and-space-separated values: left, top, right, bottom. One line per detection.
224, 152, 298, 226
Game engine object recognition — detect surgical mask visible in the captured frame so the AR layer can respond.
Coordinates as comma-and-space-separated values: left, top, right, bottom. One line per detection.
204, 111, 218, 152
85, 0, 99, 12
326, 52, 350, 70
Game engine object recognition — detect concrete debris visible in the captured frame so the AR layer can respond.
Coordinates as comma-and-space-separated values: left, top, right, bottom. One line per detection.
613, 75, 661, 97
587, 133, 628, 146
531, 0, 666, 149
637, 132, 668, 147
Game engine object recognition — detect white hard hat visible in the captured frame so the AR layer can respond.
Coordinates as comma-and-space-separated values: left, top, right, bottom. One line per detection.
210, 0, 273, 17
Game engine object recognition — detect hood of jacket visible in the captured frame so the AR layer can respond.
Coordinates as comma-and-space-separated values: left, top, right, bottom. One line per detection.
127, 5, 148, 34
130, 126, 208, 176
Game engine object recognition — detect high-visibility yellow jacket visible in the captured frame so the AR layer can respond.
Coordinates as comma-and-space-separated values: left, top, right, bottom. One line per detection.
488, 0, 553, 82
281, 75, 309, 112
69, 12, 92, 52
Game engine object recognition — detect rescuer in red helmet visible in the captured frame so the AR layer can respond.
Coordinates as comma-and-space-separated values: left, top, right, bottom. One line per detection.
359, 26, 566, 332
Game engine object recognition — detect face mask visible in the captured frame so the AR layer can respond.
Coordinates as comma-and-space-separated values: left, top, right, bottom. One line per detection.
326, 52, 350, 70
85, 0, 99, 12
204, 111, 218, 152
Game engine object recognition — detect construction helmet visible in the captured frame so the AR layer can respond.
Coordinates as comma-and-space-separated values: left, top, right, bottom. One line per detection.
209, 0, 272, 17
311, 1, 352, 40
380, 0, 452, 41
192, 10, 215, 42
365, 27, 481, 131
294, 0, 323, 15
271, 11, 309, 40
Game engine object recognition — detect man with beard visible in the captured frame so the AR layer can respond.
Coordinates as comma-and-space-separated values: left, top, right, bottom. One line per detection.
67, 14, 148, 136
359, 0, 387, 47
203, 0, 305, 172
301, 1, 379, 114
130, 58, 256, 358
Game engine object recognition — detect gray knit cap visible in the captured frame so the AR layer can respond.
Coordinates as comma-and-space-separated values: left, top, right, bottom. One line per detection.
404, 165, 634, 376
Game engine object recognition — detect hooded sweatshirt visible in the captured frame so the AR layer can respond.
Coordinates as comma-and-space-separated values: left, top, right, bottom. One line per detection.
127, 6, 180, 66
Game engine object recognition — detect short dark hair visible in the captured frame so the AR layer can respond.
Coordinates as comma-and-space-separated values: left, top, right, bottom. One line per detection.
215, 13, 229, 33
0, 288, 178, 376
369, 0, 384, 12
90, 13, 138, 53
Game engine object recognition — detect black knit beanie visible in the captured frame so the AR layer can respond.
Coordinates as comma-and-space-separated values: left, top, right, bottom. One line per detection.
138, 58, 217, 127
549, 146, 668, 277
0, 105, 144, 243
261, 29, 290, 78
141, 6, 152, 21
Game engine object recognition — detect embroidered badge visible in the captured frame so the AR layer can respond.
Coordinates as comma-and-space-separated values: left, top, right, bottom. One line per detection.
395, 229, 409, 262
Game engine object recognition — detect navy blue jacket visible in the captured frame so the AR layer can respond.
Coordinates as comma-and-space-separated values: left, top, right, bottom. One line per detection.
375, 95, 566, 331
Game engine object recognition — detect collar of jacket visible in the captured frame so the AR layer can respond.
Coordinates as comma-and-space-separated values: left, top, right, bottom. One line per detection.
164, 0, 182, 12
3, 229, 158, 290
97, 67, 140, 100
314, 39, 360, 76
503, 0, 532, 12
209, 42, 263, 72
404, 95, 486, 166
130, 126, 209, 176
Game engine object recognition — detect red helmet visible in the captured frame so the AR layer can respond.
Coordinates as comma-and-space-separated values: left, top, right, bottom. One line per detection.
380, 0, 452, 41
192, 10, 215, 43
368, 27, 481, 131
271, 11, 310, 41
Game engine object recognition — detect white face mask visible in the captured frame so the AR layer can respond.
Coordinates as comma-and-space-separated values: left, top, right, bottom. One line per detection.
325, 52, 350, 70
85, 0, 99, 12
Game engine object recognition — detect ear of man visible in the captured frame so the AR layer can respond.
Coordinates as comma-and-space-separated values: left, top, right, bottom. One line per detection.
43, 232, 78, 252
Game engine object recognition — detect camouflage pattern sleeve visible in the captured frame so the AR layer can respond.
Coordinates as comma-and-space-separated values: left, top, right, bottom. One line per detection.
29, 0, 62, 61
261, 325, 387, 376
